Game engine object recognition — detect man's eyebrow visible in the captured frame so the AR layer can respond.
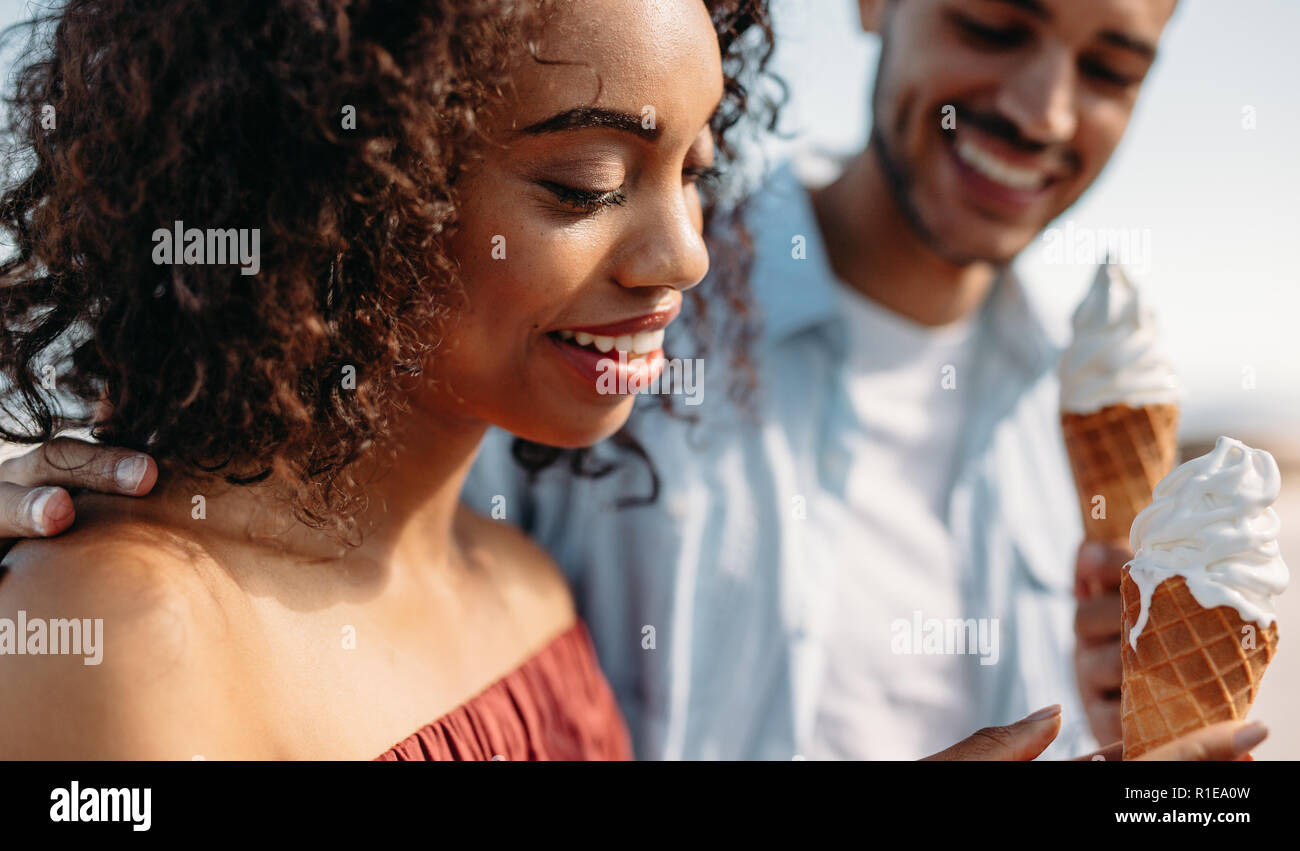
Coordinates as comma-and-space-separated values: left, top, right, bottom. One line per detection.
981, 0, 1159, 61
981, 0, 1051, 21
1098, 29, 1157, 61
517, 106, 660, 141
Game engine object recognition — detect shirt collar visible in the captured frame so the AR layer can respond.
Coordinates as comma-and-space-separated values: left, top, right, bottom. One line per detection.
745, 161, 843, 346
747, 159, 1059, 377
978, 266, 1060, 380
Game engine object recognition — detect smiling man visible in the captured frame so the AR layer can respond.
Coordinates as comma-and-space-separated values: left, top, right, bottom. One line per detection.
798, 0, 1177, 756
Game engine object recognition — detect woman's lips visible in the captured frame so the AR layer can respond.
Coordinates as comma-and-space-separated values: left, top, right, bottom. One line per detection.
545, 303, 679, 394
549, 335, 666, 394
558, 304, 681, 338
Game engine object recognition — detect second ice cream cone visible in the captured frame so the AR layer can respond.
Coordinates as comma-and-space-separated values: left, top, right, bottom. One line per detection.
1061, 402, 1179, 544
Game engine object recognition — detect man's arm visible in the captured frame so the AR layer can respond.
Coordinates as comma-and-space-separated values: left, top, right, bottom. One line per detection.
0, 438, 156, 546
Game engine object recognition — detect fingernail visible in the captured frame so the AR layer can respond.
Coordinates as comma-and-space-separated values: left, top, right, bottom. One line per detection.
27, 486, 60, 535
1025, 704, 1062, 722
115, 456, 147, 491
1232, 722, 1268, 753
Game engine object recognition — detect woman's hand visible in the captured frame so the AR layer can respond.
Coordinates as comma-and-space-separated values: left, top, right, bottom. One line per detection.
0, 438, 156, 549
922, 704, 1067, 760
925, 704, 1269, 761
1081, 720, 1268, 761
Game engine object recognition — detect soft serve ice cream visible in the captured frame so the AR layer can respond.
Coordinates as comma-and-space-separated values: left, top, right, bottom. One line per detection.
1059, 262, 1180, 414
1126, 436, 1290, 649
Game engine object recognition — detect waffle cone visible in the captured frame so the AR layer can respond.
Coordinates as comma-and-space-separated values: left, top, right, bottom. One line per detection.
1061, 403, 1180, 544
1120, 568, 1278, 758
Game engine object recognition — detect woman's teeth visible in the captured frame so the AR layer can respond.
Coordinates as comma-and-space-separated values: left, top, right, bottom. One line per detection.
954, 137, 1047, 191
556, 328, 664, 357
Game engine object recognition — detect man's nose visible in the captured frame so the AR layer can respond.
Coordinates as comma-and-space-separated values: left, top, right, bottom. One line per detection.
994, 45, 1079, 146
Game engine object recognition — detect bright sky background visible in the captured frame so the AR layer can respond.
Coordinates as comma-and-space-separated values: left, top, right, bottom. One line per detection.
763, 0, 1300, 448
0, 0, 1296, 446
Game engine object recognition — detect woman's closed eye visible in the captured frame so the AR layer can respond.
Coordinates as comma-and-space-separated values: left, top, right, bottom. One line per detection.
539, 180, 628, 215
538, 163, 722, 217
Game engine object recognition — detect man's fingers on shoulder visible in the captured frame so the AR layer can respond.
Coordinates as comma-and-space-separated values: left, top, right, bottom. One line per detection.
0, 439, 155, 496
0, 483, 74, 538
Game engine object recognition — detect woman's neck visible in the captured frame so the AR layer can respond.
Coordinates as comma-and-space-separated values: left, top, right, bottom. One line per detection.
134, 401, 491, 578
361, 400, 491, 569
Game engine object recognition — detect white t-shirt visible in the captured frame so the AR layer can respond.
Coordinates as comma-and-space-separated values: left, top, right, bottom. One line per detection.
808, 281, 981, 760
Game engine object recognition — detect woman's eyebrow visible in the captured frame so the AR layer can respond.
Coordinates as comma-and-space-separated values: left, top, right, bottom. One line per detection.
517, 106, 661, 141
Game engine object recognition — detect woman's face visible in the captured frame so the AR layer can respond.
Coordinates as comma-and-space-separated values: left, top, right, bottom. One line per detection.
430, 0, 724, 448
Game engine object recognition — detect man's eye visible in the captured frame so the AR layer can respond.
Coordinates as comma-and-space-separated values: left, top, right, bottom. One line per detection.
952, 13, 1029, 49
1080, 58, 1139, 88
539, 181, 627, 214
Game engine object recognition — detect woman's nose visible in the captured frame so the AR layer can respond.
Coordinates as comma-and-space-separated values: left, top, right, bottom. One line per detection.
614, 190, 711, 292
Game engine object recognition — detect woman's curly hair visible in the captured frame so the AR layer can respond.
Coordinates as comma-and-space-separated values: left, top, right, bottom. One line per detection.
0, 0, 779, 542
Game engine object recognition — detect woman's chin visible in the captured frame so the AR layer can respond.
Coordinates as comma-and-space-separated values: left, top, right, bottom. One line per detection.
516, 397, 639, 449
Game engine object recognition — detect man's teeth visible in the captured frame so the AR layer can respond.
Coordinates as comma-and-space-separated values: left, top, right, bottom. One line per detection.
556, 328, 665, 356
954, 137, 1046, 191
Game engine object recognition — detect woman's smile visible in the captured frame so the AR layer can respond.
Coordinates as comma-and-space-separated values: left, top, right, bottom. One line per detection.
545, 303, 680, 393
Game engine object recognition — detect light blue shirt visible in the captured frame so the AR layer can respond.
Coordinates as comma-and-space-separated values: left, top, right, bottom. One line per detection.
464, 163, 1094, 760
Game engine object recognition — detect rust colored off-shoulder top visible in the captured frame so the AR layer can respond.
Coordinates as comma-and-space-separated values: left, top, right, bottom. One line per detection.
376, 620, 632, 761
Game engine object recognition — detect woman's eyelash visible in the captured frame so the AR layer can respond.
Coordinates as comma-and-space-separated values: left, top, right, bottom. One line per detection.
540, 181, 627, 213
539, 165, 721, 214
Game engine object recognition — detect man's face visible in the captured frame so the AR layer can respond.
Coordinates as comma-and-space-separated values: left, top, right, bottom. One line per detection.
866, 0, 1177, 264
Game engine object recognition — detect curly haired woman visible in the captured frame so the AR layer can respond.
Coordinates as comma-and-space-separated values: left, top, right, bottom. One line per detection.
0, 0, 773, 759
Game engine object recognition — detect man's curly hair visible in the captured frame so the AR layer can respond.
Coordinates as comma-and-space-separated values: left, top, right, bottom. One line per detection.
0, 0, 778, 542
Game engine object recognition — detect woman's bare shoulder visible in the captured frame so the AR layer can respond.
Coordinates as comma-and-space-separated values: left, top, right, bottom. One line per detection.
0, 510, 260, 758
454, 505, 577, 640
0, 499, 243, 633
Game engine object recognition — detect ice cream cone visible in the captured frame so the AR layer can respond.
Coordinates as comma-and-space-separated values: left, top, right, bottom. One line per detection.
1120, 568, 1278, 758
1118, 437, 1287, 759
1061, 402, 1180, 544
